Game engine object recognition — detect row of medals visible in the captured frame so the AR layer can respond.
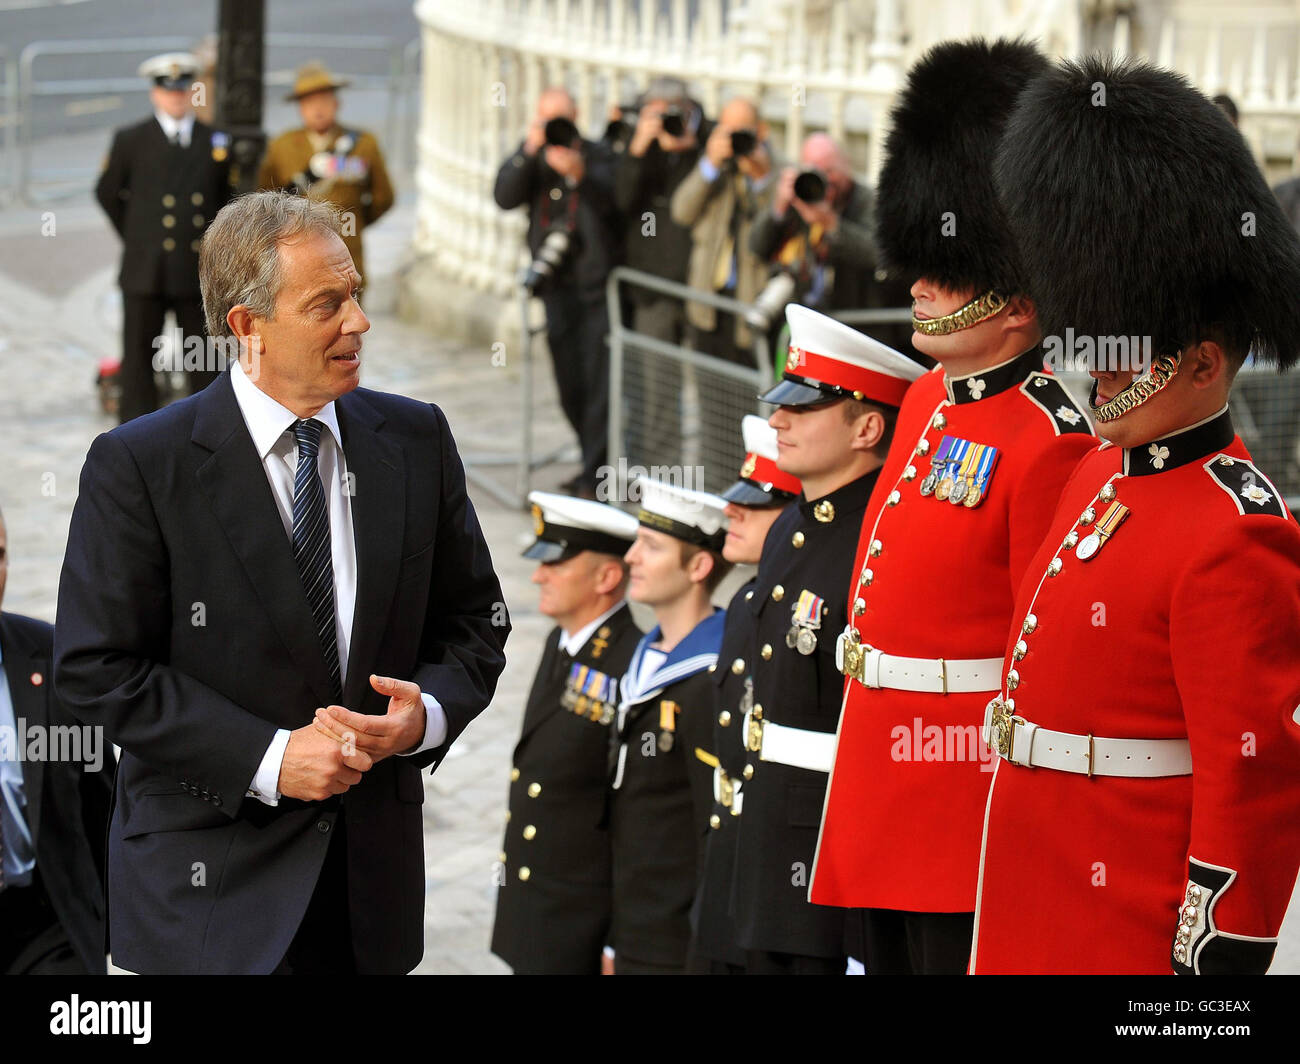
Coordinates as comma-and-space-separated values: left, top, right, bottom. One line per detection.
919, 451, 990, 507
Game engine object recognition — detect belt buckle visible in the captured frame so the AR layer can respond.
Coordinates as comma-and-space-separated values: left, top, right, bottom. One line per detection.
746, 706, 765, 753
838, 627, 865, 682
987, 700, 1025, 763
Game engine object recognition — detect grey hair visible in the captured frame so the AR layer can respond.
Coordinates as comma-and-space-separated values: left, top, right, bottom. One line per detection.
199, 191, 344, 338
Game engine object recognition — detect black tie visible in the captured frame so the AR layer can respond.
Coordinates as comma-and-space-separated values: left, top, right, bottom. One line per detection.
291, 419, 342, 701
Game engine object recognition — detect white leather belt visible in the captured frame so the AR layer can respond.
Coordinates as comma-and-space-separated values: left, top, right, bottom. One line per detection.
836, 629, 1001, 694
743, 705, 834, 774
712, 766, 744, 815
982, 699, 1192, 778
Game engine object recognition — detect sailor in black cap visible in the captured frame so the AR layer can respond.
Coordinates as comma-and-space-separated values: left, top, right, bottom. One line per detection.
490, 492, 641, 974
607, 477, 730, 975
688, 416, 800, 973
95, 52, 235, 423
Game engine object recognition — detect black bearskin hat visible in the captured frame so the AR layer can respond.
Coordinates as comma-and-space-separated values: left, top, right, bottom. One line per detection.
875, 38, 1049, 297
995, 54, 1300, 369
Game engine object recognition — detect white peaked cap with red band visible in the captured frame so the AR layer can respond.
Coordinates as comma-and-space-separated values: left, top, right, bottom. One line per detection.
760, 303, 925, 408
722, 414, 802, 506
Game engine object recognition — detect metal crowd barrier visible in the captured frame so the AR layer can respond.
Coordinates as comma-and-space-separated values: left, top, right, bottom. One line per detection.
606, 266, 774, 498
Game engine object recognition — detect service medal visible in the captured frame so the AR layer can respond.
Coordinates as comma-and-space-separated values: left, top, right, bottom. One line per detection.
918, 471, 938, 497
1074, 500, 1130, 561
795, 627, 817, 655
949, 476, 968, 505
1075, 532, 1101, 560
786, 626, 799, 650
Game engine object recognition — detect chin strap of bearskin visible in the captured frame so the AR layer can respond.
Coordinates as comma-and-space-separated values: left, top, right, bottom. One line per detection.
1172, 858, 1278, 974
911, 289, 1009, 336
1089, 351, 1182, 424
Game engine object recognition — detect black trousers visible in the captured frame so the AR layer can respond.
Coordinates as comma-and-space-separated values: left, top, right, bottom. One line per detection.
0, 869, 88, 975
859, 908, 974, 975
744, 949, 844, 975
273, 816, 357, 975
120, 293, 218, 423
542, 287, 609, 488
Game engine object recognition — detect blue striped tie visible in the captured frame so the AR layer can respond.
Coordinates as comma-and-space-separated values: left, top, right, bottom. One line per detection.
292, 419, 342, 701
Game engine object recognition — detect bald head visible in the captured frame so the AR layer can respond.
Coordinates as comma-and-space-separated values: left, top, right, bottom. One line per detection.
801, 133, 850, 177
717, 96, 760, 132
536, 87, 576, 123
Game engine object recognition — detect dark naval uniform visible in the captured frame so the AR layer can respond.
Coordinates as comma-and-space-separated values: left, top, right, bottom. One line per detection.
732, 474, 877, 972
609, 612, 724, 973
689, 577, 761, 972
491, 603, 640, 974
95, 116, 234, 422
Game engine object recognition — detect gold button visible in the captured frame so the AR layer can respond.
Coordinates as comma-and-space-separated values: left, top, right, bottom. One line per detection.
902, 465, 917, 481
718, 710, 732, 727
510, 767, 520, 781
162, 194, 175, 207
1013, 640, 1027, 661
744, 590, 753, 601
1079, 507, 1096, 526
869, 539, 883, 557
518, 866, 531, 881
709, 814, 721, 829
859, 567, 873, 586
1022, 614, 1037, 635
792, 531, 805, 548
190, 239, 200, 252
1218, 456, 1234, 467
1006, 669, 1020, 691
191, 192, 204, 206
162, 214, 175, 228
731, 657, 745, 675
932, 413, 947, 430
854, 598, 865, 616
1063, 531, 1079, 549
504, 810, 511, 823
162, 237, 176, 251
192, 213, 205, 227
1047, 557, 1062, 576
886, 490, 901, 507
522, 825, 537, 840
771, 585, 784, 602
915, 439, 930, 456
549, 187, 562, 200
708, 663, 716, 673
527, 782, 541, 797
742, 764, 754, 780
761, 643, 772, 660
498, 851, 507, 863
814, 500, 835, 523
1099, 483, 1117, 503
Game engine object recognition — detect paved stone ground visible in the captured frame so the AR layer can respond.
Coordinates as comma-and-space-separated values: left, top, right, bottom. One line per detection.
2, 191, 1299, 976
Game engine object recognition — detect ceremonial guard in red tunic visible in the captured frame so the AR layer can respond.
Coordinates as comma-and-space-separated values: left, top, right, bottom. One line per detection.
970, 55, 1300, 975
689, 417, 800, 973
809, 40, 1096, 974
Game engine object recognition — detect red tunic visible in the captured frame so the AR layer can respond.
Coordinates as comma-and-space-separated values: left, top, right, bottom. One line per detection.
970, 411, 1300, 974
810, 349, 1096, 912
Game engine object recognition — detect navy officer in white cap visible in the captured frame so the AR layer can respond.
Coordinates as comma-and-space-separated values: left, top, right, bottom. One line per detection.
607, 475, 731, 975
690, 415, 800, 973
95, 52, 235, 423
490, 491, 642, 974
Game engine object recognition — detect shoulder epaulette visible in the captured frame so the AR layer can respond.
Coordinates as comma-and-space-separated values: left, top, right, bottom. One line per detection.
1202, 454, 1290, 520
1018, 372, 1094, 436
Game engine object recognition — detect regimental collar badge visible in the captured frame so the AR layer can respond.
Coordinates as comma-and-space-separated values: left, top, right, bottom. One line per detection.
944, 346, 1043, 405
1122, 407, 1234, 477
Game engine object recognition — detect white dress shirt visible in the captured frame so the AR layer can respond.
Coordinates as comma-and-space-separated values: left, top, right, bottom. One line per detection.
229, 361, 446, 805
155, 110, 195, 148
557, 600, 626, 657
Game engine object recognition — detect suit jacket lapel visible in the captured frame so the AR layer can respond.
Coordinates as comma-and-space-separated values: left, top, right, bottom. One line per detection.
2, 616, 49, 847
192, 372, 337, 707
516, 630, 567, 748
336, 391, 404, 711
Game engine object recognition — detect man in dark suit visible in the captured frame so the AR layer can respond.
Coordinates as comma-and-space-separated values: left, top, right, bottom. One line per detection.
490, 491, 641, 974
0, 506, 113, 975
54, 191, 509, 975
95, 52, 235, 423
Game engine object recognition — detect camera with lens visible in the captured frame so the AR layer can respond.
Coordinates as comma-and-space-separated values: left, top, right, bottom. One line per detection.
745, 270, 797, 330
729, 129, 758, 157
793, 168, 828, 204
522, 227, 573, 293
544, 116, 582, 149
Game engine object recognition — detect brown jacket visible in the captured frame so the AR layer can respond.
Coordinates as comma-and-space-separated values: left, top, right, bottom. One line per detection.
257, 125, 394, 278
670, 157, 777, 348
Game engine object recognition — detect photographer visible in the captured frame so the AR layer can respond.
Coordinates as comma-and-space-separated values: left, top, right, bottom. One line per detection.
494, 88, 620, 497
670, 96, 778, 365
752, 133, 916, 356
611, 78, 706, 463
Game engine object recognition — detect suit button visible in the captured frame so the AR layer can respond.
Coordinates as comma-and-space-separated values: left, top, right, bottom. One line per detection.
518, 866, 531, 881
731, 657, 744, 675
718, 710, 731, 727
548, 187, 561, 200
162, 194, 175, 207
771, 585, 784, 602
162, 237, 176, 251
709, 814, 721, 830
504, 810, 511, 823
522, 825, 536, 840
316, 820, 331, 834
760, 644, 772, 660
527, 782, 541, 797
791, 531, 805, 548
191, 192, 204, 206
742, 764, 754, 780
162, 214, 175, 228
190, 239, 200, 252
192, 213, 205, 227
510, 767, 520, 781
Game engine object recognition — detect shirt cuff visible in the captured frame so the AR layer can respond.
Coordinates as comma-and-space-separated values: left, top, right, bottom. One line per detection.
698, 157, 721, 183
247, 728, 291, 807
402, 692, 449, 756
